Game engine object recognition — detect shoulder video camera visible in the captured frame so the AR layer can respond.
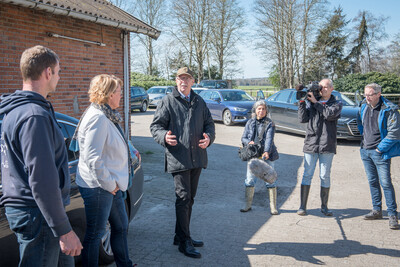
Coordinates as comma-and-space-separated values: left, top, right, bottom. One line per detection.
295, 82, 322, 101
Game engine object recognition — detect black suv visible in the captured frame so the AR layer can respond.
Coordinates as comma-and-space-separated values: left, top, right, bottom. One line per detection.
0, 112, 144, 265
131, 86, 149, 112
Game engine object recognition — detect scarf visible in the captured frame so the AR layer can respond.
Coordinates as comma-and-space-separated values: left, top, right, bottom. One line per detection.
91, 103, 123, 124
71, 103, 134, 187
92, 103, 134, 182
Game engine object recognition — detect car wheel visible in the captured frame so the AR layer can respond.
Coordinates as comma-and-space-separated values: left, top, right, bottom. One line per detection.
223, 109, 233, 126
140, 101, 148, 112
98, 222, 114, 265
98, 199, 130, 265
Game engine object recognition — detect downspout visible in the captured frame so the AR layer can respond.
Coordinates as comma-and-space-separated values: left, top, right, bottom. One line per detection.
123, 31, 130, 139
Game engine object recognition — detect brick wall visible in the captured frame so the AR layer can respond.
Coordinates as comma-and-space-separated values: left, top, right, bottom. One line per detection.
0, 3, 130, 127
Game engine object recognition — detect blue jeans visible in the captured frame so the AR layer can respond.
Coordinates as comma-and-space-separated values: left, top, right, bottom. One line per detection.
360, 148, 397, 216
245, 160, 276, 188
79, 187, 132, 267
58, 252, 74, 267
301, 152, 334, 188
5, 206, 61, 267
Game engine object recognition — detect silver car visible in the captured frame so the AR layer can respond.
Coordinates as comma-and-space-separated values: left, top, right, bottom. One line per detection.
148, 86, 174, 108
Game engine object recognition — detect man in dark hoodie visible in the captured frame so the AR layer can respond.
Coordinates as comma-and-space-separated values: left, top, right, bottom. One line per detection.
0, 45, 82, 266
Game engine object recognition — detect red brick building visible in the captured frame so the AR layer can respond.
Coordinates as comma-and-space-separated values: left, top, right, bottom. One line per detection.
0, 0, 160, 136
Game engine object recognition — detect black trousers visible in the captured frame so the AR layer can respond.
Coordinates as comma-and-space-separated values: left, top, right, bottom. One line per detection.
172, 168, 202, 242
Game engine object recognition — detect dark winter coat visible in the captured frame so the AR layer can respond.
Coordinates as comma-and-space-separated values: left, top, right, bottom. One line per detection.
150, 87, 216, 173
0, 90, 71, 237
298, 95, 343, 154
241, 117, 279, 161
357, 96, 400, 160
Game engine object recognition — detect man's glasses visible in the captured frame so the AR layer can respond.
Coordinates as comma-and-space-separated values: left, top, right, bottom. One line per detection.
177, 76, 192, 81
364, 92, 378, 98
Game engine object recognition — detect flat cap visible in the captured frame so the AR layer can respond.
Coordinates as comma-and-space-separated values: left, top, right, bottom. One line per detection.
176, 67, 194, 78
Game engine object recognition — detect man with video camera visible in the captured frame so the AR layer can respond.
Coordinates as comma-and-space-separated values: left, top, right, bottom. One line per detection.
296, 79, 343, 216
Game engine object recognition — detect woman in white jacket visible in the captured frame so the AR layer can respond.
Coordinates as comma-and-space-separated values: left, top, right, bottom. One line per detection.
76, 74, 133, 267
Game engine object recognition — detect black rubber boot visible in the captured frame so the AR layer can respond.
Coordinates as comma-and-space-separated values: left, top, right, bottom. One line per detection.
297, 185, 310, 216
320, 187, 333, 216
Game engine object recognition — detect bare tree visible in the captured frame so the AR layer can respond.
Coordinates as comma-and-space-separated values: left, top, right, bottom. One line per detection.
209, 0, 245, 79
133, 0, 167, 75
384, 32, 400, 75
255, 0, 302, 88
298, 0, 326, 83
171, 0, 213, 81
254, 0, 328, 88
107, 0, 135, 11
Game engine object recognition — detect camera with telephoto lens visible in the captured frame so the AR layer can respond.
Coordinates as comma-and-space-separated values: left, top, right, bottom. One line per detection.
295, 81, 322, 101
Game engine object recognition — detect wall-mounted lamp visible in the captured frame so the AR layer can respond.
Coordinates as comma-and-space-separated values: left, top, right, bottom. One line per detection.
47, 32, 106, 47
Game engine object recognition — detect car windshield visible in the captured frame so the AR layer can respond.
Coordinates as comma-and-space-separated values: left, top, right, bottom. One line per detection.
200, 81, 228, 89
220, 91, 254, 101
333, 91, 356, 106
200, 81, 216, 88
193, 89, 204, 94
215, 81, 228, 89
148, 88, 166, 94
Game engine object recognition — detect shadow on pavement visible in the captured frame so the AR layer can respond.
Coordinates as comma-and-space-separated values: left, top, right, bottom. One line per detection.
244, 238, 400, 265
127, 116, 400, 266
244, 208, 400, 265
130, 136, 305, 266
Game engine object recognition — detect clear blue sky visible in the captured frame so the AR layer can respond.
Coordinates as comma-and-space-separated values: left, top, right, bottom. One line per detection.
237, 0, 400, 79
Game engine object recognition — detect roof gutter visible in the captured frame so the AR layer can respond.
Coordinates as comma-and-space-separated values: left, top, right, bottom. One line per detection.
0, 0, 161, 39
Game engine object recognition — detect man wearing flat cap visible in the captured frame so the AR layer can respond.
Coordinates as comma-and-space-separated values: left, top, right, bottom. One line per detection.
150, 67, 215, 258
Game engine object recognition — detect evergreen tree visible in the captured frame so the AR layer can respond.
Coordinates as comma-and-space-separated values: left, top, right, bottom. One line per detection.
347, 11, 368, 73
306, 7, 349, 81
347, 10, 388, 73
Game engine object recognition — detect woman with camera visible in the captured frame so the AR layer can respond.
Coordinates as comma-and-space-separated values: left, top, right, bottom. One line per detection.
240, 100, 279, 214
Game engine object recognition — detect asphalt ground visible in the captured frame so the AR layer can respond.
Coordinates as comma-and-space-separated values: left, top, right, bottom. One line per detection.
109, 110, 400, 267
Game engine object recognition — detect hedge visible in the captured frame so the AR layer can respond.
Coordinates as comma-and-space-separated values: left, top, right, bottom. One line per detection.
333, 72, 400, 93
130, 72, 175, 90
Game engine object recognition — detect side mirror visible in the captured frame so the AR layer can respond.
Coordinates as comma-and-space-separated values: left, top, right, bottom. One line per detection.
355, 90, 362, 107
211, 97, 221, 103
256, 90, 265, 100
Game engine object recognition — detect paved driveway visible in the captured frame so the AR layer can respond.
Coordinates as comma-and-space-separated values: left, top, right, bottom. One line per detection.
112, 110, 400, 266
